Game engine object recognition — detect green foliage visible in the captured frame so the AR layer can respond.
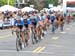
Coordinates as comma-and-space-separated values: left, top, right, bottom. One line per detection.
0, 0, 15, 6
47, 0, 58, 6
9, 0, 15, 6
27, 0, 37, 8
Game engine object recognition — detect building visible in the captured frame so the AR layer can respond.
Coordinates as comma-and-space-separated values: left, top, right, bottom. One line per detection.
15, 0, 30, 8
58, 0, 63, 5
67, 0, 75, 7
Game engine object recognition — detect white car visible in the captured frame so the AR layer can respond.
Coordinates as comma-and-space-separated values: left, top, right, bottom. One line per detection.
0, 20, 3, 29
3, 20, 11, 28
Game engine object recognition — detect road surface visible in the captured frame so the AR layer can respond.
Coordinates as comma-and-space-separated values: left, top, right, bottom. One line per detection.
0, 22, 75, 56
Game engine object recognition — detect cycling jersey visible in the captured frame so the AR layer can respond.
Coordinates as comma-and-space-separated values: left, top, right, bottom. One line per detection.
40, 15, 46, 21
34, 16, 39, 22
14, 20, 24, 29
50, 15, 56, 24
31, 19, 37, 26
23, 19, 31, 29
47, 15, 50, 20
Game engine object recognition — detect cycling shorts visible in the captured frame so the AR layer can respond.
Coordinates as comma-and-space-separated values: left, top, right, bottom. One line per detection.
24, 23, 28, 29
17, 25, 23, 29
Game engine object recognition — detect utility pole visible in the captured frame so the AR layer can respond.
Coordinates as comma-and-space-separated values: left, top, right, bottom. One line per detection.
63, 0, 67, 17
8, 0, 9, 5
17, 0, 20, 8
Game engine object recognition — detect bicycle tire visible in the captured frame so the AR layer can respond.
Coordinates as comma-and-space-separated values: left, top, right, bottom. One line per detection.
31, 30, 35, 44
16, 31, 22, 51
24, 31, 28, 47
16, 38, 20, 51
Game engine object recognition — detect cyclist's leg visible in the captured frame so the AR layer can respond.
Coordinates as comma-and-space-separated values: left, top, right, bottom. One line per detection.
47, 19, 50, 28
29, 25, 34, 44
40, 25, 44, 39
37, 21, 44, 39
15, 26, 19, 36
37, 22, 42, 40
20, 26, 25, 41
26, 28, 31, 45
33, 26, 37, 39
26, 29, 30, 41
11, 25, 15, 35
44, 19, 48, 33
35, 26, 39, 41
40, 22, 44, 39
20, 27, 25, 48
51, 23, 56, 33
60, 23, 64, 31
21, 31, 25, 42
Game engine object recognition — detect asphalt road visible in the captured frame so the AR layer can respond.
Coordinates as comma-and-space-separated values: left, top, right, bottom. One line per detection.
0, 22, 75, 56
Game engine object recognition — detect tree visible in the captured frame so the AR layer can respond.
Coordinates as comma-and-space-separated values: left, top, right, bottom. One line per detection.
27, 0, 58, 10
27, 0, 47, 10
0, 0, 15, 6
47, 0, 58, 6
27, 0, 37, 8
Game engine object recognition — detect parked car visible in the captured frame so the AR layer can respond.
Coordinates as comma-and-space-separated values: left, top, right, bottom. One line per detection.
0, 22, 3, 29
3, 20, 11, 28
0, 20, 3, 29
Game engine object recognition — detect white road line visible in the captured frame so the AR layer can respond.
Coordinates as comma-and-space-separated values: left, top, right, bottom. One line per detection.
0, 50, 54, 54
0, 34, 12, 39
69, 25, 72, 28
60, 31, 66, 34
52, 36, 59, 40
73, 54, 75, 56
0, 50, 31, 52
51, 44, 63, 47
66, 28, 70, 30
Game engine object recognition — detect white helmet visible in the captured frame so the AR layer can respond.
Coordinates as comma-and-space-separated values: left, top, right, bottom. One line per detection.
30, 16, 34, 19
23, 16, 28, 20
15, 16, 21, 20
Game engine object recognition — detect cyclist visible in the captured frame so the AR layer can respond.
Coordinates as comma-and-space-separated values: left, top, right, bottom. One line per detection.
43, 12, 50, 32
55, 16, 60, 30
46, 13, 51, 28
59, 15, 64, 31
37, 13, 45, 39
37, 13, 46, 39
30, 15, 38, 42
22, 14, 32, 46
50, 12, 56, 33
14, 15, 24, 48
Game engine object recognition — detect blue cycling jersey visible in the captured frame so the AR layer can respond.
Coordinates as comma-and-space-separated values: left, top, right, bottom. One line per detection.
34, 16, 39, 22
24, 19, 32, 24
41, 16, 46, 21
27, 19, 32, 25
50, 16, 56, 23
14, 20, 24, 26
30, 18, 37, 26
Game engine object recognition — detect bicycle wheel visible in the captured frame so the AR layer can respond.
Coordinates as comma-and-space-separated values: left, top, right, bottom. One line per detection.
34, 33, 38, 43
24, 32, 28, 47
19, 38, 22, 50
16, 38, 19, 51
31, 30, 35, 44
38, 31, 42, 41
16, 34, 22, 51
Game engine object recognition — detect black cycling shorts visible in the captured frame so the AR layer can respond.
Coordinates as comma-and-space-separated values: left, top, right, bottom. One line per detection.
24, 24, 28, 29
17, 25, 23, 29
32, 22, 37, 25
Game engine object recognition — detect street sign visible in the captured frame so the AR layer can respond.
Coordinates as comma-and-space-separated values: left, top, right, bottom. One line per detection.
49, 4, 53, 8
30, 5, 34, 8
